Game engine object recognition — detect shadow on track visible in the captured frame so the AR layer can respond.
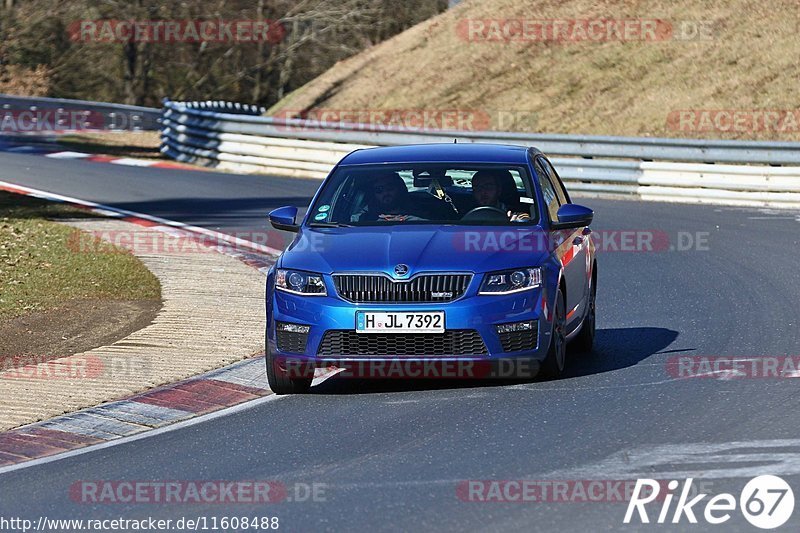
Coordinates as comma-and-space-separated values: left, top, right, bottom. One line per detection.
310, 326, 680, 395
564, 326, 683, 379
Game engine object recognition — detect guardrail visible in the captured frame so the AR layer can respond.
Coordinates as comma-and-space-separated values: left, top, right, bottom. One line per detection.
159, 99, 800, 208
0, 93, 160, 132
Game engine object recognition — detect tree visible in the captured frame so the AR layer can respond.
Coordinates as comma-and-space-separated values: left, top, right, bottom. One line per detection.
0, 0, 448, 107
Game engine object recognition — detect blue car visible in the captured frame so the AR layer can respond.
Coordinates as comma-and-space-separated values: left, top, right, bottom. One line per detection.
265, 144, 596, 394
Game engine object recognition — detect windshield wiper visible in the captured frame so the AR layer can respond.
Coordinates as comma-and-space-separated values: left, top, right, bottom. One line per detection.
308, 222, 352, 228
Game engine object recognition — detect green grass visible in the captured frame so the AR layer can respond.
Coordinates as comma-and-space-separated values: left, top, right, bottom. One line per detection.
0, 192, 161, 319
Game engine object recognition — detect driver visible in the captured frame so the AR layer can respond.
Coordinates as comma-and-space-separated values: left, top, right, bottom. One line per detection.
470, 170, 530, 221
353, 172, 412, 221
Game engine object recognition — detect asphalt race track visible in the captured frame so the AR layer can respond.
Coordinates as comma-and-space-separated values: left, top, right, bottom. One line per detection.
1, 150, 800, 531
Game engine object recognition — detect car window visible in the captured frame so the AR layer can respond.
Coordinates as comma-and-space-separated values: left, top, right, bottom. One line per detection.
308, 163, 539, 226
542, 158, 570, 204
535, 159, 561, 222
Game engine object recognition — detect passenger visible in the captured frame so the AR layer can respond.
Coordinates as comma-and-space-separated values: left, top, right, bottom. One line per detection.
470, 170, 530, 221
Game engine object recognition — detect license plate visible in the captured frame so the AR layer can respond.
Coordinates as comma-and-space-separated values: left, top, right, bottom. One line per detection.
356, 311, 445, 334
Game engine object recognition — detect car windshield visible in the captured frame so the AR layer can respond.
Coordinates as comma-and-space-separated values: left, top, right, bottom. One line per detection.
307, 163, 539, 226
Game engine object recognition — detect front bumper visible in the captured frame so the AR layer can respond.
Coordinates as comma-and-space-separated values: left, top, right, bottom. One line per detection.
266, 281, 552, 365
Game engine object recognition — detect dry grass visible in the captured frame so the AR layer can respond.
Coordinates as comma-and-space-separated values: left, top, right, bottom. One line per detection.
270, 0, 800, 140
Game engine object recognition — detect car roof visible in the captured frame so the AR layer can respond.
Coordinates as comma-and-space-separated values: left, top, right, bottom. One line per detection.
339, 143, 541, 166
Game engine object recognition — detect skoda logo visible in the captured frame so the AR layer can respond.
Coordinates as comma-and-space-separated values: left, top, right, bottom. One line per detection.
394, 264, 410, 277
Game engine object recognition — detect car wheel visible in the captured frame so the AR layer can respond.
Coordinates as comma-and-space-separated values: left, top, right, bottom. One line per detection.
570, 275, 596, 354
265, 343, 312, 395
541, 289, 567, 379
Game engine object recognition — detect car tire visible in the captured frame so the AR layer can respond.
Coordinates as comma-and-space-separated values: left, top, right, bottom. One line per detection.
540, 289, 567, 379
570, 274, 596, 354
265, 343, 312, 395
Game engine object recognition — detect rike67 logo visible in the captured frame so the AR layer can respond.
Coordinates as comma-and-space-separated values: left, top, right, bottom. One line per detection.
624, 475, 794, 529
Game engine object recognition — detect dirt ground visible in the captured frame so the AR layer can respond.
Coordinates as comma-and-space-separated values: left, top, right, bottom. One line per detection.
0, 298, 161, 364
0, 191, 163, 369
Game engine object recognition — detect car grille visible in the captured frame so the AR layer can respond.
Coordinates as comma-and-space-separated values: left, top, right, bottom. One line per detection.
276, 324, 309, 353
498, 326, 538, 353
332, 273, 471, 303
317, 330, 488, 357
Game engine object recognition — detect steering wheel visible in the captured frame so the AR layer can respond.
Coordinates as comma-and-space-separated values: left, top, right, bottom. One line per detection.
461, 206, 508, 222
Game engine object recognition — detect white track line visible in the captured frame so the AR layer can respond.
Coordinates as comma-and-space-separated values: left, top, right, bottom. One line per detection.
0, 394, 284, 476
0, 179, 284, 257
0, 179, 291, 474
44, 151, 91, 159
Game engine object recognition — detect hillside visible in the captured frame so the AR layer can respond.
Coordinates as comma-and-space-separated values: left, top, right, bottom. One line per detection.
269, 0, 800, 140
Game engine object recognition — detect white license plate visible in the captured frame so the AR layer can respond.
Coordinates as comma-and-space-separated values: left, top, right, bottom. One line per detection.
356, 311, 445, 334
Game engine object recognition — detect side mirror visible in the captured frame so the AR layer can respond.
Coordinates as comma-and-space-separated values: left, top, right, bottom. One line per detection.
554, 204, 593, 229
269, 206, 300, 233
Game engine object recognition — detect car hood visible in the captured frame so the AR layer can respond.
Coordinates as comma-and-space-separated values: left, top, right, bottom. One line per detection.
279, 226, 552, 275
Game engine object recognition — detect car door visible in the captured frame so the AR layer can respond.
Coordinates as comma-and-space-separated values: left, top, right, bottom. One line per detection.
535, 156, 589, 326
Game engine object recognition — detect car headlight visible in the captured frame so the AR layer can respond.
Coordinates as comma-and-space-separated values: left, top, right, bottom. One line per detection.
479, 267, 542, 295
275, 269, 327, 296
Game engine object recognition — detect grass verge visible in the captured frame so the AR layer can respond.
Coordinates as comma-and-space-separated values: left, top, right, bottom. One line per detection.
0, 191, 161, 319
